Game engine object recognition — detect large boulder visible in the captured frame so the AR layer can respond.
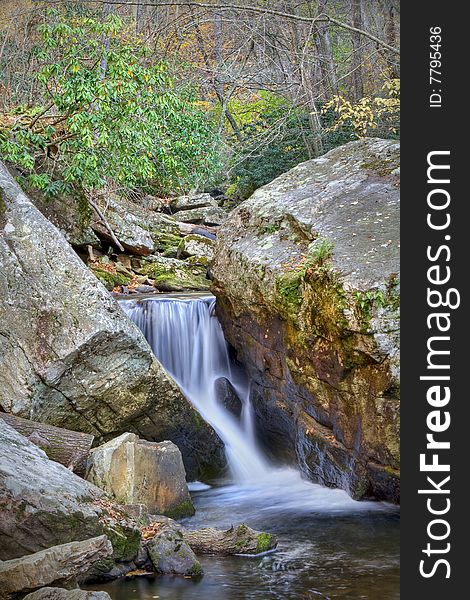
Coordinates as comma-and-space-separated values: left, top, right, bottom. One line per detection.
0, 423, 105, 559
0, 536, 112, 599
87, 433, 195, 518
0, 162, 224, 480
0, 423, 143, 567
212, 139, 400, 502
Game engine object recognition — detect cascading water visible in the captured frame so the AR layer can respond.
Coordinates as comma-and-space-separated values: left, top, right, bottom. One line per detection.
121, 296, 269, 482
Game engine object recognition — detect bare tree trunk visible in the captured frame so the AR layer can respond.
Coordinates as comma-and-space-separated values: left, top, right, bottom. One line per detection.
191, 7, 243, 140
291, 0, 323, 156
316, 0, 338, 97
136, 0, 146, 34
385, 1, 399, 78
351, 0, 364, 101
99, 2, 115, 80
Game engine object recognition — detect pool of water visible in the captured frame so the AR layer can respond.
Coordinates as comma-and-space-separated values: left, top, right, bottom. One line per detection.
86, 469, 399, 600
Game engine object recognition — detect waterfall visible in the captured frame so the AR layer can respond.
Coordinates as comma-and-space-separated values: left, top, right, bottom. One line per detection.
121, 296, 269, 482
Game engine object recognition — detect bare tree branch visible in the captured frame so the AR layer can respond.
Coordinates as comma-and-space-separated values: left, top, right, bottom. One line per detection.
33, 1, 400, 55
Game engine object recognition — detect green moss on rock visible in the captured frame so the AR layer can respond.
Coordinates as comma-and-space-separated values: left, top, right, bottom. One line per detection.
153, 232, 184, 253
186, 254, 210, 267
256, 532, 275, 553
102, 521, 141, 562
361, 156, 400, 177
163, 499, 196, 520
92, 268, 130, 290
142, 259, 209, 292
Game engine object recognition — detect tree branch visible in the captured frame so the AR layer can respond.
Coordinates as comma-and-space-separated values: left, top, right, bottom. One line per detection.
35, 1, 400, 55
88, 197, 125, 252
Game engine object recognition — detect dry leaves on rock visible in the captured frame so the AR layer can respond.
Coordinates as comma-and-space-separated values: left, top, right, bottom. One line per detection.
141, 521, 164, 540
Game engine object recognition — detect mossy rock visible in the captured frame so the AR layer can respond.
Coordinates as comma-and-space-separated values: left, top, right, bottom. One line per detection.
153, 232, 184, 253
101, 520, 141, 562
142, 257, 210, 292
256, 532, 276, 554
92, 268, 131, 290
163, 499, 196, 520
147, 525, 203, 578
185, 254, 210, 267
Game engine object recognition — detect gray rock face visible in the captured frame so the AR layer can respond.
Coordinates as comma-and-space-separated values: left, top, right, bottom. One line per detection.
0, 535, 113, 598
146, 525, 203, 577
177, 234, 214, 262
87, 433, 195, 518
90, 194, 181, 256
0, 423, 105, 559
24, 589, 112, 600
175, 206, 227, 226
92, 195, 155, 255
170, 193, 218, 212
0, 163, 224, 480
212, 139, 400, 502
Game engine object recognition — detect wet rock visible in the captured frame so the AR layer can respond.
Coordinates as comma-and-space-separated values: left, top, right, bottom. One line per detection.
87, 433, 195, 518
0, 536, 113, 598
134, 541, 150, 569
24, 589, 112, 600
0, 162, 225, 481
146, 525, 203, 577
215, 377, 242, 419
212, 139, 400, 502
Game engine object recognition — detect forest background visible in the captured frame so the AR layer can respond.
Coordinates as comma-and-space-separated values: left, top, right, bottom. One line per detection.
0, 0, 400, 207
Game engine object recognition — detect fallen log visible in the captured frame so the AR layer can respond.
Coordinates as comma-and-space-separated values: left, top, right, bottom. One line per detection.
182, 524, 277, 556
0, 413, 94, 476
0, 536, 113, 599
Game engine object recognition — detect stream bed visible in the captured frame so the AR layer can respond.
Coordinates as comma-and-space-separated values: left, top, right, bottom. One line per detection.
87, 470, 399, 600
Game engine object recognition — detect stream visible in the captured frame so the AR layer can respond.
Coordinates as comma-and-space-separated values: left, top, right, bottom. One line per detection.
87, 296, 400, 600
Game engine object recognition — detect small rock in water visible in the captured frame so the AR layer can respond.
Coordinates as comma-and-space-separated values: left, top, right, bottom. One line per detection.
146, 525, 203, 578
135, 285, 157, 294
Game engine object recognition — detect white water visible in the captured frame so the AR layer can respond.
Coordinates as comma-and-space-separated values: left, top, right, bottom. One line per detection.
122, 296, 269, 482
